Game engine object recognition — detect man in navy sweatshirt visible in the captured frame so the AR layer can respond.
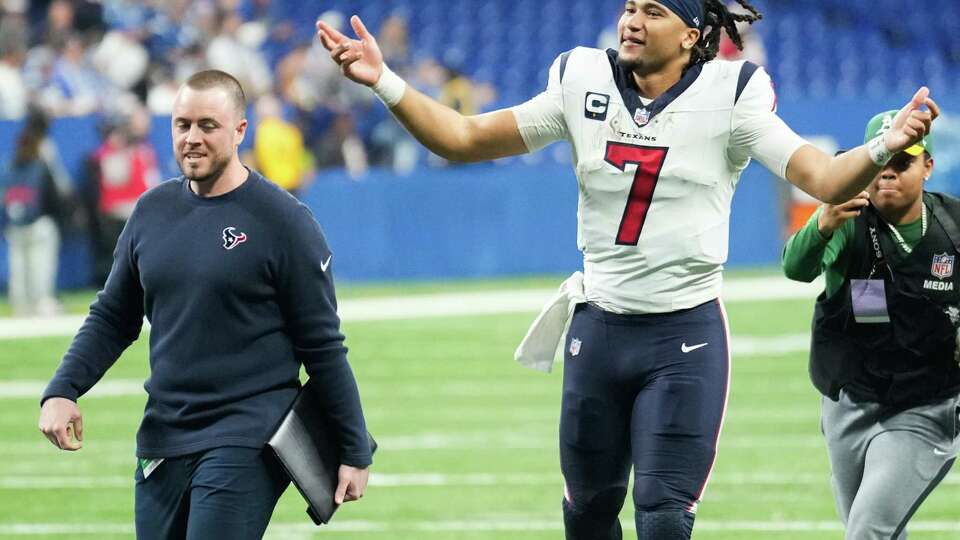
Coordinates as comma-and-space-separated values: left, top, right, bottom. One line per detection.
37, 70, 372, 539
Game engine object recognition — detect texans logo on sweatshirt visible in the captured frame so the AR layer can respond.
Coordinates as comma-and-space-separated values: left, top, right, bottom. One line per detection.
222, 227, 248, 250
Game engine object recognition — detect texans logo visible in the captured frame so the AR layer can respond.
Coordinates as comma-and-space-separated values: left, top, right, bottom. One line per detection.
222, 227, 248, 250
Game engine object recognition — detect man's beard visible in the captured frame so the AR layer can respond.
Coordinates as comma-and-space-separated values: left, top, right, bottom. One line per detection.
618, 54, 644, 72
179, 153, 230, 184
617, 47, 658, 76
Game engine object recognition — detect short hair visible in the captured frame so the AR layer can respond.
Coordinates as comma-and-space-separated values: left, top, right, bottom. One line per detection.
183, 70, 247, 118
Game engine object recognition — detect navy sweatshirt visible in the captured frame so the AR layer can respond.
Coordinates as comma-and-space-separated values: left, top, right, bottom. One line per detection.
42, 170, 372, 466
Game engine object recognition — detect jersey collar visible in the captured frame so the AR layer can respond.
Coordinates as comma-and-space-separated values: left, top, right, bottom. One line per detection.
606, 49, 703, 128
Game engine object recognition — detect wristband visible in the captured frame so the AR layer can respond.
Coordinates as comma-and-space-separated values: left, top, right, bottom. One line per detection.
867, 134, 893, 167
371, 64, 406, 108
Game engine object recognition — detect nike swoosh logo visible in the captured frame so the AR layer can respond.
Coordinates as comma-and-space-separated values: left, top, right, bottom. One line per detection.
320, 255, 332, 272
681, 342, 708, 353
933, 447, 951, 456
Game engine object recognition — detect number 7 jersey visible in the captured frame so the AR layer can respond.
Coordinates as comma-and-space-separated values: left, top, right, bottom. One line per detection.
511, 47, 808, 313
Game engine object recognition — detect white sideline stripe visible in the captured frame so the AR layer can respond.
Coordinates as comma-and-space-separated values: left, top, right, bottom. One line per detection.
3, 471, 957, 489
1, 519, 958, 535
0, 435, 829, 456
0, 276, 821, 339
733, 333, 808, 356
0, 335, 810, 399
0, 380, 145, 398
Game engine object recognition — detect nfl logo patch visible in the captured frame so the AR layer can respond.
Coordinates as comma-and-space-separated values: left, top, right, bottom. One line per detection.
932, 253, 955, 279
569, 338, 582, 357
634, 107, 651, 126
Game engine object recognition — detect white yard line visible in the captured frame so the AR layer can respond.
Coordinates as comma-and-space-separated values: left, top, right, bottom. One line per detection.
0, 276, 821, 339
0, 333, 811, 400
0, 380, 144, 398
0, 277, 943, 537
0, 433, 828, 457
1, 519, 959, 535
4, 471, 959, 490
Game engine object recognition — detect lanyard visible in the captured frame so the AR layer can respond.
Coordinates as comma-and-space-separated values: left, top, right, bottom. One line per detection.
885, 203, 927, 255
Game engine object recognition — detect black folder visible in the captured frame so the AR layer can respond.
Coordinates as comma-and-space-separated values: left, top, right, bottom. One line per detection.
266, 379, 377, 525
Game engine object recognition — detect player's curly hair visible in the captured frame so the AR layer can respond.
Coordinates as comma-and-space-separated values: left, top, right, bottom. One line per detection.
687, 0, 763, 69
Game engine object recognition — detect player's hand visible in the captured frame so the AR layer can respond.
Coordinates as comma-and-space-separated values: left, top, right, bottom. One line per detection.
39, 397, 83, 451
817, 191, 870, 237
316, 15, 383, 87
884, 87, 940, 154
334, 464, 369, 504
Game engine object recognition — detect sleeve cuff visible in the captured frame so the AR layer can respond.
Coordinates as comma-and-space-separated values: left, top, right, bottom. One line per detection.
340, 452, 373, 468
807, 208, 832, 243
40, 389, 79, 408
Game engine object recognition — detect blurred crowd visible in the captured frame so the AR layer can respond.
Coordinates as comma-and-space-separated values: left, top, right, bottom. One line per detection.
0, 0, 770, 315
0, 0, 502, 315
0, 0, 498, 182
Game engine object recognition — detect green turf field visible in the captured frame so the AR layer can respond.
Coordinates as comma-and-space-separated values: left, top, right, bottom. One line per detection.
1, 280, 958, 539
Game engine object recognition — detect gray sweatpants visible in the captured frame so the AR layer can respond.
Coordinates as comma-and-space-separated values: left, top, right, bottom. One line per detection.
822, 390, 960, 540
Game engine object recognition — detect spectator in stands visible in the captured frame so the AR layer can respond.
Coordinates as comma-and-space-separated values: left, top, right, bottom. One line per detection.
0, 14, 29, 120
0, 107, 72, 316
29, 0, 103, 45
277, 11, 372, 115
206, 9, 272, 99
171, 42, 207, 88
253, 93, 312, 195
91, 21, 150, 103
237, 0, 270, 23
102, 0, 151, 35
438, 49, 478, 116
312, 113, 368, 179
438, 49, 497, 118
258, 19, 298, 69
275, 11, 373, 178
367, 15, 418, 175
275, 42, 312, 106
425, 50, 496, 168
85, 105, 160, 285
145, 64, 179, 115
410, 55, 446, 99
3, 0, 26, 15
378, 13, 411, 75
21, 12, 61, 101
369, 107, 419, 175
33, 0, 75, 46
42, 33, 103, 116
67, 0, 106, 41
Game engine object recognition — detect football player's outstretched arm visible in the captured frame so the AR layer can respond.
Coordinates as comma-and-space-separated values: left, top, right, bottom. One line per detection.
785, 88, 939, 204
316, 15, 528, 163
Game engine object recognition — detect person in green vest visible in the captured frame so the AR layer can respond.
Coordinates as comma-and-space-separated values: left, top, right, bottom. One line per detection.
783, 111, 960, 540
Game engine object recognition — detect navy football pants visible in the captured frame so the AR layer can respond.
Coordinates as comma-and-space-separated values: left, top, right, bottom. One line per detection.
560, 301, 730, 540
134, 446, 289, 540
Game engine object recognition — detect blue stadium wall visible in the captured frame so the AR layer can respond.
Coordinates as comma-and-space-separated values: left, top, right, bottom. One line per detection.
1, 97, 959, 288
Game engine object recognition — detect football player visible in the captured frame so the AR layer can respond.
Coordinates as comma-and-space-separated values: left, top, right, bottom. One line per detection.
317, 1, 938, 538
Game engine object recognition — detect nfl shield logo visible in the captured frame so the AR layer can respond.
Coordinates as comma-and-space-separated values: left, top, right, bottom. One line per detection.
634, 107, 651, 126
569, 338, 582, 357
932, 253, 955, 279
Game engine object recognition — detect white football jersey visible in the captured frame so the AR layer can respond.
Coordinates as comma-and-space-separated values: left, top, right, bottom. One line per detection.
512, 47, 808, 313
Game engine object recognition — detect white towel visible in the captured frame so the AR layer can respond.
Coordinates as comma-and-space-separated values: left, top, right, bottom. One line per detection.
514, 272, 586, 373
